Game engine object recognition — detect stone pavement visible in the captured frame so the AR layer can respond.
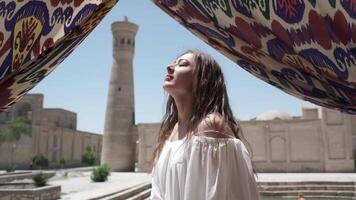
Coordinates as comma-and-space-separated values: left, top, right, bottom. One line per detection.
49, 171, 152, 200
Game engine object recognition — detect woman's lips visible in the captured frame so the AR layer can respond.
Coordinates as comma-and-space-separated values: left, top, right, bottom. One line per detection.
165, 75, 174, 81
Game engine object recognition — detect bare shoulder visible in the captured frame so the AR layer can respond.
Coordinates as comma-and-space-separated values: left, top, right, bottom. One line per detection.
196, 113, 235, 138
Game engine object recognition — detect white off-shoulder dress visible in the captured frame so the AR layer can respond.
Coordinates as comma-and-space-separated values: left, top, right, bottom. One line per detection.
150, 134, 260, 200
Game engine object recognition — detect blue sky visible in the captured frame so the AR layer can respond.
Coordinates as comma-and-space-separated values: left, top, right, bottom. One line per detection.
31, 0, 311, 134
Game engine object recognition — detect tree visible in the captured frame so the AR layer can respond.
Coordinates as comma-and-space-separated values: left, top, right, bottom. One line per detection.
0, 117, 31, 169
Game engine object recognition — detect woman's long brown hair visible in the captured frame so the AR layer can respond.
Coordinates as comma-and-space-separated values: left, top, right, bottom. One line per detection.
150, 49, 257, 176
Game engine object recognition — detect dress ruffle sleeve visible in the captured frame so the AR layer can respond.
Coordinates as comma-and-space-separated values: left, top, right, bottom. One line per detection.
183, 136, 260, 200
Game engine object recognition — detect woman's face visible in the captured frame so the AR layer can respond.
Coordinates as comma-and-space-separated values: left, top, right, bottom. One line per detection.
163, 53, 196, 96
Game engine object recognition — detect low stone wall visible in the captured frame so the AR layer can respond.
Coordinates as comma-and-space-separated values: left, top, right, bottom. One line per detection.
0, 185, 61, 200
0, 172, 55, 183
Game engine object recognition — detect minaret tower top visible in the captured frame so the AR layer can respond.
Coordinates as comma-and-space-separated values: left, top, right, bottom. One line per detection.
111, 16, 138, 30
111, 17, 138, 57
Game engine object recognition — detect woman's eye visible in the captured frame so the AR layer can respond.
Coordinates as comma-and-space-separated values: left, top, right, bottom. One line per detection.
179, 62, 188, 66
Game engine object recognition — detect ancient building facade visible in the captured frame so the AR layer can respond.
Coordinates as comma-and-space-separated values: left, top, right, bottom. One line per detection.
0, 94, 102, 169
2, 92, 354, 172
136, 107, 356, 173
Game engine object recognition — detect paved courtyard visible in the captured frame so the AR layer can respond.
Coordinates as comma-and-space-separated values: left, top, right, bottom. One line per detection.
48, 171, 152, 200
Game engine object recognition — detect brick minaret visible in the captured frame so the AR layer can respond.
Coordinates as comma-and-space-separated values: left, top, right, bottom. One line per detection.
101, 17, 138, 171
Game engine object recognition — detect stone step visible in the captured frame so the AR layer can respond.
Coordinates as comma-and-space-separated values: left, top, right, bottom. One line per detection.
107, 181, 356, 199
137, 189, 356, 200
124, 190, 356, 200
259, 185, 356, 191
262, 196, 355, 199
258, 181, 355, 186
101, 182, 151, 200
0, 172, 31, 177
126, 188, 151, 200
260, 190, 356, 197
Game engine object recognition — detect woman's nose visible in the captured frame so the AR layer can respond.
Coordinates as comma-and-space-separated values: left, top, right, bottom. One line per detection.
166, 65, 174, 74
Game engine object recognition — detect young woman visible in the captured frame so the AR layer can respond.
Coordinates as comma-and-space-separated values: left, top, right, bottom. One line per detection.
150, 50, 260, 200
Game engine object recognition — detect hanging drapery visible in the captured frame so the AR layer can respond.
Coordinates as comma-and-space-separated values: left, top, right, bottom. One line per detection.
152, 0, 356, 114
0, 0, 118, 111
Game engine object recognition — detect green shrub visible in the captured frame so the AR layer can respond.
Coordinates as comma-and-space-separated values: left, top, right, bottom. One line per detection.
91, 164, 110, 182
31, 155, 48, 169
60, 158, 66, 168
32, 173, 48, 187
82, 146, 96, 166
5, 164, 16, 172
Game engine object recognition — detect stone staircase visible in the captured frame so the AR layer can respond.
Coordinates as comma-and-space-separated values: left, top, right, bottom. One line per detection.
98, 182, 151, 200
95, 180, 356, 200
258, 181, 356, 199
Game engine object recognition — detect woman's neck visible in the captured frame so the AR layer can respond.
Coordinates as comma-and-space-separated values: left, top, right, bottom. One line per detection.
173, 94, 193, 123
172, 94, 194, 135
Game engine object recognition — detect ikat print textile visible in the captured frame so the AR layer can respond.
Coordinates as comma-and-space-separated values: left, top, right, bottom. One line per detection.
153, 0, 356, 114
0, 0, 118, 111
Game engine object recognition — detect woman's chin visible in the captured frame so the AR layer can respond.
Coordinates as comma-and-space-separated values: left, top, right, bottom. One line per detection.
163, 81, 173, 87
163, 84, 174, 94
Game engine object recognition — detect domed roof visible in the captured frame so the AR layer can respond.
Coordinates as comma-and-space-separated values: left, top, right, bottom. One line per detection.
255, 110, 292, 121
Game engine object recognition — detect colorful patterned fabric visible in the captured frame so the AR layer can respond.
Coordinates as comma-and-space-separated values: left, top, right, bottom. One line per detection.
0, 0, 118, 111
152, 0, 356, 114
